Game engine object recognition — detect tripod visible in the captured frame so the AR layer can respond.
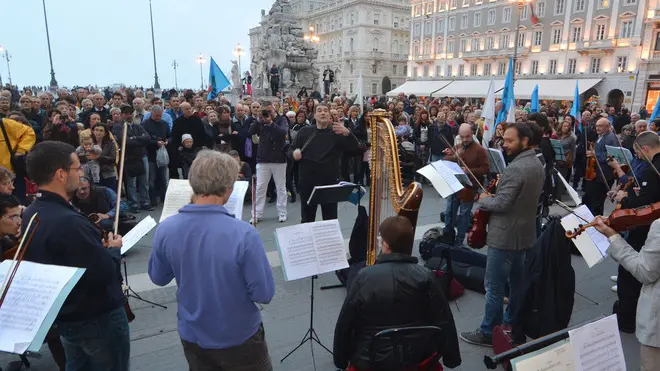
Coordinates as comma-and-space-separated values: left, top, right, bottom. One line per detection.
281, 275, 332, 370
121, 257, 167, 309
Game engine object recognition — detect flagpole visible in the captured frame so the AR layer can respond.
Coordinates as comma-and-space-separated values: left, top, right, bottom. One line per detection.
511, 0, 527, 77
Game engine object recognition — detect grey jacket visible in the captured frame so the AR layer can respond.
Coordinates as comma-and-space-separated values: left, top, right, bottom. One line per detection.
608, 219, 660, 347
478, 149, 544, 250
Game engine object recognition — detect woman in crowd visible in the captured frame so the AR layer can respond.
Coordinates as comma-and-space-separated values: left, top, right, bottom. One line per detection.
556, 117, 577, 196
91, 122, 118, 191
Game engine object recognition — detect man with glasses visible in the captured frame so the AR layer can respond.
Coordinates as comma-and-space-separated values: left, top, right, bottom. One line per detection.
142, 97, 173, 130
584, 117, 618, 216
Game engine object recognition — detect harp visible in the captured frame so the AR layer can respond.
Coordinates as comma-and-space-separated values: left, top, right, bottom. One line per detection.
366, 109, 424, 265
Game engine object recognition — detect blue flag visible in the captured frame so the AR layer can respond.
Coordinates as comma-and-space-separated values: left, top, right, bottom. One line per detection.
530, 85, 539, 113
495, 58, 514, 127
208, 57, 231, 100
650, 97, 660, 121
570, 81, 581, 134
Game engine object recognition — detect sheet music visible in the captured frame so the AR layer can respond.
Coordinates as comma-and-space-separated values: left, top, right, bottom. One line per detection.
560, 205, 610, 268
417, 164, 463, 198
511, 340, 575, 371
275, 220, 348, 281
555, 171, 582, 206
487, 148, 507, 174
121, 216, 157, 255
0, 261, 84, 354
160, 179, 193, 222
224, 181, 249, 220
568, 315, 626, 371
441, 160, 472, 186
606, 145, 633, 165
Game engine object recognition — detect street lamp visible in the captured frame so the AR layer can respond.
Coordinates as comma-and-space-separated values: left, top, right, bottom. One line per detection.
233, 43, 244, 78
303, 26, 320, 43
196, 54, 205, 90
172, 59, 179, 91
148, 0, 160, 89
42, 0, 57, 88
509, 0, 531, 77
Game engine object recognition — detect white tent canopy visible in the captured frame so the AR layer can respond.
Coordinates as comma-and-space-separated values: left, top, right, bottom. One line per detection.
496, 78, 602, 100
434, 80, 506, 98
386, 80, 452, 97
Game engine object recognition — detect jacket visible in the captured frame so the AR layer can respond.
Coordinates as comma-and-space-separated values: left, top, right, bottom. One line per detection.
510, 218, 575, 342
607, 219, 660, 347
595, 131, 618, 181
478, 149, 544, 250
142, 118, 171, 162
427, 122, 456, 156
0, 118, 36, 171
115, 121, 150, 161
333, 253, 461, 371
249, 115, 288, 164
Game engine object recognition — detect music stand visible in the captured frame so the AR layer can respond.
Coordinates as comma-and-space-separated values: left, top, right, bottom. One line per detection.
121, 256, 167, 309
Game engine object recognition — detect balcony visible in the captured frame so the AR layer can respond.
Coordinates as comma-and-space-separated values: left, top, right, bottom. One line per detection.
460, 47, 521, 60
372, 51, 385, 60
577, 39, 615, 55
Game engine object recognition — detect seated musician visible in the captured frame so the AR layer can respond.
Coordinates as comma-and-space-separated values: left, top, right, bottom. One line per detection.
333, 216, 461, 371
442, 124, 490, 246
71, 176, 129, 233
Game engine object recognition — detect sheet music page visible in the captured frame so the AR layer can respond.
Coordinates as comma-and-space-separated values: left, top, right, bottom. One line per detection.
561, 205, 609, 268
487, 148, 507, 174
441, 160, 472, 186
556, 171, 582, 206
311, 220, 349, 273
121, 216, 157, 255
0, 261, 80, 354
417, 164, 459, 198
160, 179, 193, 222
606, 145, 633, 164
569, 315, 626, 371
430, 160, 465, 193
511, 340, 575, 371
224, 181, 249, 220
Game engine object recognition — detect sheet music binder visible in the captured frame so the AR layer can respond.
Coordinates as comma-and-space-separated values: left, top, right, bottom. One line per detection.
307, 183, 358, 205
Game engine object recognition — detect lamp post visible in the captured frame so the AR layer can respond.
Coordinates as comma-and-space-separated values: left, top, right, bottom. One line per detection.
233, 43, 244, 78
196, 55, 205, 90
148, 0, 160, 89
172, 59, 179, 90
303, 26, 320, 43
42, 0, 57, 88
509, 0, 530, 77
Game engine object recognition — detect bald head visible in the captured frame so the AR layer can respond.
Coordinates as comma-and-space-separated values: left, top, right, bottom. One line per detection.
181, 102, 193, 117
458, 123, 474, 146
595, 117, 611, 135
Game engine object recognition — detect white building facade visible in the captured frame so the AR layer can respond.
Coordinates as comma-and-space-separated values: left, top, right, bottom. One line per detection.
250, 0, 412, 97
405, 0, 652, 110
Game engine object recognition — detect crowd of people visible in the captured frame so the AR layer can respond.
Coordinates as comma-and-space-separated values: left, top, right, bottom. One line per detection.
1, 79, 660, 371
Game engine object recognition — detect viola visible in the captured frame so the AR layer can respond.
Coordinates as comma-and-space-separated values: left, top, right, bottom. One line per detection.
607, 155, 630, 175
467, 179, 498, 249
585, 142, 598, 181
565, 202, 660, 239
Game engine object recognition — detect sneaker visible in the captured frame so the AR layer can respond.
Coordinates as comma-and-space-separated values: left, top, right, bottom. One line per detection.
249, 216, 262, 225
278, 215, 287, 223
460, 330, 492, 347
611, 285, 618, 293
610, 275, 618, 282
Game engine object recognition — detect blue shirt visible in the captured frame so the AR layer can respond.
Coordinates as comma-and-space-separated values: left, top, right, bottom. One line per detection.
148, 204, 275, 348
142, 111, 174, 130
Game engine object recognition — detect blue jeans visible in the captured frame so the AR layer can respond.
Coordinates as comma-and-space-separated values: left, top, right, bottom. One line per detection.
443, 193, 473, 243
100, 176, 117, 193
58, 306, 130, 371
148, 161, 169, 205
126, 156, 150, 209
480, 247, 526, 337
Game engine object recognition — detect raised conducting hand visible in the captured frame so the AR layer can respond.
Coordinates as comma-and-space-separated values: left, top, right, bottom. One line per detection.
332, 122, 350, 136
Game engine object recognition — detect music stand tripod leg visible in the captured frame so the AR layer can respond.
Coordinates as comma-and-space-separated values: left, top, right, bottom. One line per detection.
121, 256, 167, 309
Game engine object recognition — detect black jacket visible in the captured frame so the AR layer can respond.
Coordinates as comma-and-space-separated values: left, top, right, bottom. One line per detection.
22, 191, 124, 322
510, 218, 575, 342
333, 253, 461, 370
249, 115, 288, 164
142, 118, 171, 162
620, 152, 660, 249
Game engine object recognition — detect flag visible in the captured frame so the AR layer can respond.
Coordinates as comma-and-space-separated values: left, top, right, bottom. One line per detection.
357, 73, 364, 114
496, 58, 515, 127
530, 2, 539, 25
481, 78, 496, 146
208, 57, 231, 100
570, 81, 582, 134
530, 84, 539, 113
650, 96, 660, 121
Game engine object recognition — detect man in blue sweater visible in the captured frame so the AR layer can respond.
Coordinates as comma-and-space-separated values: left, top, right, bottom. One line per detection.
149, 150, 275, 371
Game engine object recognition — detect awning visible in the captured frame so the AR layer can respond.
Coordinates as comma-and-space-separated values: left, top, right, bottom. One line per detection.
386, 80, 452, 97
433, 79, 506, 98
496, 78, 603, 100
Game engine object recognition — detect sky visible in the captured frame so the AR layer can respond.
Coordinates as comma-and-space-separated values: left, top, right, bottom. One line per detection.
1, 0, 276, 90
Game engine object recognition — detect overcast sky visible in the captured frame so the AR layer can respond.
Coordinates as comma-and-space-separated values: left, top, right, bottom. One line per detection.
1, 0, 275, 89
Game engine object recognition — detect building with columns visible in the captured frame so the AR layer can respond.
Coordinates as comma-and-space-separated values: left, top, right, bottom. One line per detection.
249, 0, 411, 98
399, 0, 655, 111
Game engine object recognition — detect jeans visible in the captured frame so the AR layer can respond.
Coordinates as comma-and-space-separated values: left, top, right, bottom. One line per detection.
480, 247, 526, 337
148, 161, 169, 205
126, 156, 150, 209
254, 163, 287, 218
443, 193, 473, 243
99, 176, 117, 193
58, 306, 130, 371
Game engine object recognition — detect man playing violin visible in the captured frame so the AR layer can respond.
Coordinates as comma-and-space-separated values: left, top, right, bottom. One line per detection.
0, 194, 21, 254
584, 117, 618, 216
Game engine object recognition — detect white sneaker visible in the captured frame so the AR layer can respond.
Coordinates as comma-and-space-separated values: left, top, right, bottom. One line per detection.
611, 285, 618, 293
610, 275, 618, 282
249, 217, 261, 225
278, 215, 287, 223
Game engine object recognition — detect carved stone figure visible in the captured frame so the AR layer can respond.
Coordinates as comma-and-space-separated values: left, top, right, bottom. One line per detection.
230, 61, 241, 89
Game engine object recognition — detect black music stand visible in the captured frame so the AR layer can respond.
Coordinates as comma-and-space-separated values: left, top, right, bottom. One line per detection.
121, 256, 167, 309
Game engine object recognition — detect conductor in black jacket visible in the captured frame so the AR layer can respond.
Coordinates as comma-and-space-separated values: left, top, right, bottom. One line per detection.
22, 141, 129, 371
290, 103, 359, 222
333, 216, 461, 371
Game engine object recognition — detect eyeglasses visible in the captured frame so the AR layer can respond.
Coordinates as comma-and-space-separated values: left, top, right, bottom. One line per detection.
4, 215, 21, 222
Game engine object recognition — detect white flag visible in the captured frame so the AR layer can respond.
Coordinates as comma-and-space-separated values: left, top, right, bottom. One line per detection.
506, 96, 516, 124
481, 79, 495, 146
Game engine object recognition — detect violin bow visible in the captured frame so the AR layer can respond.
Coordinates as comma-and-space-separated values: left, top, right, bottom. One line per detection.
611, 132, 640, 188
0, 213, 40, 309
113, 122, 128, 236
437, 133, 489, 194
555, 200, 590, 224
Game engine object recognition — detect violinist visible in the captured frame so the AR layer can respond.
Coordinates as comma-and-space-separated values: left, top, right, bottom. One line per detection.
442, 124, 490, 246
584, 117, 618, 216
459, 123, 544, 347
0, 194, 22, 254
572, 111, 596, 190
21, 141, 129, 371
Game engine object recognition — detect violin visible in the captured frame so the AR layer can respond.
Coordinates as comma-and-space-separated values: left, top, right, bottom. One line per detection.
467, 178, 498, 249
607, 155, 630, 174
585, 143, 597, 181
565, 202, 660, 239
613, 177, 635, 210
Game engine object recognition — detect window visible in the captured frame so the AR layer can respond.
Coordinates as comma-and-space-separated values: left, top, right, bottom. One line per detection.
350, 63, 354, 74
552, 28, 562, 44
423, 39, 430, 54
484, 63, 491, 76
423, 65, 429, 77
590, 57, 601, 73
339, 17, 343, 28
372, 83, 378, 95
485, 10, 495, 25
436, 39, 443, 52
447, 64, 453, 76
459, 64, 465, 76
517, 31, 525, 47
596, 24, 606, 41
393, 17, 399, 28
447, 39, 455, 53
437, 18, 445, 33
448, 17, 456, 31
599, 0, 610, 9
462, 0, 469, 6
486, 36, 494, 50
373, 64, 377, 74
568, 58, 577, 74
571, 26, 582, 42
414, 23, 421, 37
624, 0, 637, 4
404, 65, 408, 75
574, 0, 585, 12
474, 12, 482, 27
620, 21, 633, 39
413, 43, 420, 56
533, 31, 542, 46
413, 66, 418, 77
461, 14, 468, 29
555, 0, 565, 15
350, 13, 355, 25
470, 64, 478, 76
374, 18, 379, 25
549, 59, 557, 74
450, 0, 457, 8
414, 5, 422, 16
349, 83, 353, 94
424, 20, 431, 34
520, 6, 528, 20
460, 39, 467, 52
350, 38, 354, 51
531, 60, 539, 74
515, 61, 522, 74
331, 20, 335, 30
471, 37, 480, 51
503, 7, 511, 23
498, 61, 506, 75
436, 65, 442, 77
501, 34, 510, 48
617, 56, 628, 72
438, 0, 446, 10
425, 3, 433, 14
537, 1, 546, 17
392, 83, 397, 89
393, 65, 397, 75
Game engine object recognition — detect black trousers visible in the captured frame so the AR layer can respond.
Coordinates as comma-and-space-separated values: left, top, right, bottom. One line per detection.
286, 159, 298, 192
616, 262, 642, 330
583, 179, 610, 216
299, 183, 338, 223
324, 80, 331, 95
